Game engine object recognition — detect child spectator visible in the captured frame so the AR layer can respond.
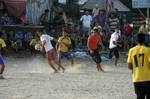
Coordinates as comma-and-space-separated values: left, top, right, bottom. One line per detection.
24, 32, 33, 50
12, 39, 22, 53
29, 36, 40, 55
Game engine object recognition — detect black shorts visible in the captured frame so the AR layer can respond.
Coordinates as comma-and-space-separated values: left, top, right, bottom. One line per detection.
134, 81, 150, 99
89, 49, 101, 63
109, 47, 119, 59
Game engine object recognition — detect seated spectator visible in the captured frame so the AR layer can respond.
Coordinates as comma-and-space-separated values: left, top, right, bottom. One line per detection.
40, 9, 49, 25
20, 15, 30, 25
24, 32, 33, 50
14, 31, 24, 41
0, 12, 10, 25
29, 36, 40, 55
1, 30, 8, 42
7, 31, 15, 49
12, 39, 22, 53
1, 30, 9, 55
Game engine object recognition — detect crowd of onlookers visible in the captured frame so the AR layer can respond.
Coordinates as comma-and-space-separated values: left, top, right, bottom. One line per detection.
0, 12, 23, 25
0, 6, 150, 57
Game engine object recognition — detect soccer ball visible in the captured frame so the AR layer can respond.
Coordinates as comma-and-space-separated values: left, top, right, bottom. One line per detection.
35, 44, 40, 50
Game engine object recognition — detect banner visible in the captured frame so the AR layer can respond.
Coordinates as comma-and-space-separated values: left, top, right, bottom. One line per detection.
4, 0, 27, 18
132, 0, 150, 8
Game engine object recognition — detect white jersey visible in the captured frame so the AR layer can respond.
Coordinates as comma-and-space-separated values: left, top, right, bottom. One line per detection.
40, 34, 54, 52
109, 32, 120, 49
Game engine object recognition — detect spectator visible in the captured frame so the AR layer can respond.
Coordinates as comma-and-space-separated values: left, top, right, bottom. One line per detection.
139, 22, 148, 33
40, 9, 49, 25
24, 32, 33, 50
12, 39, 22, 53
0, 12, 10, 25
40, 9, 50, 30
14, 31, 24, 41
20, 15, 30, 25
29, 36, 40, 55
92, 4, 100, 17
123, 23, 133, 37
94, 10, 106, 29
80, 11, 93, 37
107, 12, 119, 33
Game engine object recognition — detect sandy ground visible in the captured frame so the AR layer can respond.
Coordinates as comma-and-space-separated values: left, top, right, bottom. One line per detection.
0, 54, 136, 99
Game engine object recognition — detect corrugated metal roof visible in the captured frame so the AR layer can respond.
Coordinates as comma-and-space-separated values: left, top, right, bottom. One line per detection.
82, 0, 130, 11
82, 0, 105, 10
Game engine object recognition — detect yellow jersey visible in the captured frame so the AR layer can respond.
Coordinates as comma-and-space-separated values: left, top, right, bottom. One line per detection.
139, 25, 148, 33
127, 45, 150, 82
30, 39, 40, 46
0, 38, 6, 48
58, 36, 71, 52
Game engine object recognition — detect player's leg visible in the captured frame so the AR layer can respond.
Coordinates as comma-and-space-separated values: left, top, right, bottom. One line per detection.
95, 54, 103, 72
46, 50, 58, 73
134, 82, 146, 99
143, 81, 150, 99
109, 48, 113, 59
91, 50, 104, 72
114, 47, 119, 66
53, 51, 65, 72
48, 59, 58, 73
65, 52, 74, 66
57, 52, 62, 70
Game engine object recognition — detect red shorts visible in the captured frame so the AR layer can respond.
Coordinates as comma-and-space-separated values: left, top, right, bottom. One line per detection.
46, 49, 57, 60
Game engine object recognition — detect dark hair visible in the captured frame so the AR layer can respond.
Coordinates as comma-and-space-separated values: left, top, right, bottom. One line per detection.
136, 33, 145, 44
45, 9, 49, 13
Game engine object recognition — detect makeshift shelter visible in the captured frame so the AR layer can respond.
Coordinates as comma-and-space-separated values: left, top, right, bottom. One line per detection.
26, 0, 53, 25
4, 0, 53, 25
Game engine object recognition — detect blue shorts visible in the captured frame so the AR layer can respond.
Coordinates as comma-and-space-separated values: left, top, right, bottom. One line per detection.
58, 51, 73, 59
0, 55, 4, 65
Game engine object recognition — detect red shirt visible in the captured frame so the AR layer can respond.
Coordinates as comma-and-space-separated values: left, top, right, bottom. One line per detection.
123, 25, 133, 36
88, 34, 101, 50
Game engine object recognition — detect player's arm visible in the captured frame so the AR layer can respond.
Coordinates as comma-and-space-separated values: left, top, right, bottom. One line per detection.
87, 36, 93, 53
55, 39, 59, 50
40, 40, 46, 51
128, 63, 133, 70
53, 38, 58, 43
98, 36, 104, 50
127, 49, 133, 70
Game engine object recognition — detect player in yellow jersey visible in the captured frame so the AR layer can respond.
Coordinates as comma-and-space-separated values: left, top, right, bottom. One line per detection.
56, 29, 74, 68
127, 33, 150, 99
